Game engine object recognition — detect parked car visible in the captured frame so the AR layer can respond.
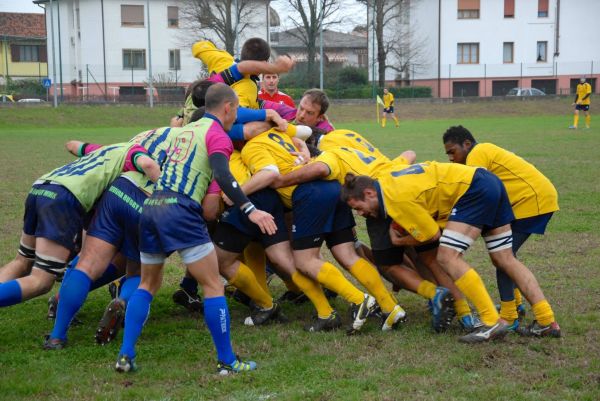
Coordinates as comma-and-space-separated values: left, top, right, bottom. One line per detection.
17, 98, 46, 103
506, 87, 546, 97
0, 94, 15, 103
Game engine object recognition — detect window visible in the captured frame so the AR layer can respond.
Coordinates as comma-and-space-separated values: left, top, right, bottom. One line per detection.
458, 0, 480, 19
503, 42, 514, 63
10, 45, 47, 62
123, 49, 146, 69
537, 41, 547, 62
538, 0, 549, 17
504, 0, 515, 18
169, 49, 180, 70
121, 5, 144, 27
168, 6, 179, 28
457, 43, 479, 64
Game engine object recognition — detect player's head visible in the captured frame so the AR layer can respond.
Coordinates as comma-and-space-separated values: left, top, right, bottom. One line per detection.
191, 79, 217, 108
188, 107, 206, 123
205, 83, 239, 130
297, 89, 329, 127
241, 38, 270, 61
383, 88, 389, 94
341, 173, 380, 218
580, 77, 586, 84
261, 73, 280, 94
306, 127, 326, 148
442, 125, 476, 164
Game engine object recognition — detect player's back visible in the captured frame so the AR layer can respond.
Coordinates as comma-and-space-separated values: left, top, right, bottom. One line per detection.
319, 129, 389, 162
315, 146, 389, 184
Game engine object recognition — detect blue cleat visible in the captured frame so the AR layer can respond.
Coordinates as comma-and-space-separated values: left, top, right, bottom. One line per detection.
431, 287, 455, 333
459, 314, 483, 333
217, 358, 257, 375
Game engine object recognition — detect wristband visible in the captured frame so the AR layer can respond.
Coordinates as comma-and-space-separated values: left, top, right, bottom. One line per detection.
242, 203, 256, 216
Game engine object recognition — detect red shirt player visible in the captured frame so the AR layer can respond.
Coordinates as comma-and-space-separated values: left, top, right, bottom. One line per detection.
258, 73, 295, 108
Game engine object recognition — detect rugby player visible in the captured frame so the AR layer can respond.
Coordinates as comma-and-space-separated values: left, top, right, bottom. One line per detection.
381, 88, 399, 128
569, 77, 592, 129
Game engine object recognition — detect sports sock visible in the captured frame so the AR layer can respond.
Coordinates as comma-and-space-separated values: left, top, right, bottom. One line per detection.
316, 262, 364, 305
90, 263, 121, 291
573, 114, 579, 127
381, 117, 387, 128
454, 298, 472, 319
119, 275, 141, 303
454, 268, 499, 327
291, 271, 333, 318
514, 288, 523, 306
393, 116, 399, 127
348, 258, 396, 313
283, 278, 302, 293
50, 269, 92, 340
120, 288, 153, 360
204, 296, 236, 365
0, 280, 23, 307
585, 114, 591, 128
228, 263, 273, 309
243, 242, 268, 293
179, 276, 198, 295
416, 280, 437, 300
499, 300, 518, 323
532, 299, 555, 326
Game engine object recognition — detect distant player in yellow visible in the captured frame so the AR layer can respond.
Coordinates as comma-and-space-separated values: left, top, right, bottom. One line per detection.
381, 88, 399, 128
569, 77, 592, 129
443, 126, 560, 335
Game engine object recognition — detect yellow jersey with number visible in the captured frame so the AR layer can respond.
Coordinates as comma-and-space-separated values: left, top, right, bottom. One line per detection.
241, 129, 299, 207
465, 143, 558, 219
191, 40, 259, 109
576, 83, 592, 105
319, 129, 390, 161
376, 161, 477, 242
313, 147, 390, 184
383, 93, 394, 108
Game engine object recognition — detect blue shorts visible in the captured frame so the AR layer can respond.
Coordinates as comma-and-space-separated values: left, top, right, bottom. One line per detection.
23, 183, 85, 252
512, 212, 553, 235
449, 169, 515, 232
383, 107, 394, 114
291, 180, 355, 241
87, 177, 147, 262
575, 104, 590, 111
139, 190, 211, 255
218, 188, 288, 248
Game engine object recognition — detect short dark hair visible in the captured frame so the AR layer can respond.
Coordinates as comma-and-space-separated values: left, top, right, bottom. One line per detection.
302, 89, 330, 115
442, 125, 476, 145
341, 173, 376, 202
189, 107, 206, 123
306, 128, 326, 148
191, 80, 217, 108
205, 83, 238, 113
241, 38, 270, 61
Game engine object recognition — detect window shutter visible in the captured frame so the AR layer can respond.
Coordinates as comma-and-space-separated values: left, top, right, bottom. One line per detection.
458, 0, 480, 10
504, 0, 515, 17
538, 0, 549, 13
39, 45, 47, 62
11, 45, 20, 62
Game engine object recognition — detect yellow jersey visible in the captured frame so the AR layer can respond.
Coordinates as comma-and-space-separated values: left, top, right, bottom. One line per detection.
383, 92, 394, 108
191, 40, 259, 109
229, 150, 251, 185
576, 83, 592, 105
319, 129, 390, 162
241, 129, 300, 207
376, 161, 477, 242
465, 143, 558, 219
313, 147, 390, 184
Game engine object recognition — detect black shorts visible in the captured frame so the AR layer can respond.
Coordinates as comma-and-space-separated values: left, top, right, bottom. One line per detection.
575, 104, 590, 111
365, 216, 405, 266
383, 107, 394, 114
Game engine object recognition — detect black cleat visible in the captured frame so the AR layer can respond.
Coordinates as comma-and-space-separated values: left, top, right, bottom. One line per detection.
43, 335, 66, 350
517, 320, 561, 338
172, 288, 203, 313
277, 290, 308, 305
95, 298, 126, 345
304, 310, 342, 332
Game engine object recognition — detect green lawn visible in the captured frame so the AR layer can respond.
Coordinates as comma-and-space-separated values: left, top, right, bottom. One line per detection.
0, 101, 599, 401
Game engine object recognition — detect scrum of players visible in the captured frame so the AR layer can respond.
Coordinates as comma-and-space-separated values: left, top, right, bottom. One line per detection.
0, 37, 561, 375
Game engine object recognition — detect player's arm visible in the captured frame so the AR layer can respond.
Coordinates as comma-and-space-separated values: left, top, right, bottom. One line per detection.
390, 223, 441, 247
395, 150, 416, 165
271, 161, 329, 188
201, 180, 224, 222
291, 137, 311, 164
582, 84, 592, 101
389, 201, 440, 244
259, 99, 297, 122
65, 140, 103, 157
133, 153, 161, 182
573, 91, 580, 105
236, 55, 294, 76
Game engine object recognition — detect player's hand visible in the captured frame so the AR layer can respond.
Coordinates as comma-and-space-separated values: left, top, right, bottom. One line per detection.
389, 222, 409, 246
170, 116, 184, 127
273, 55, 295, 73
221, 193, 233, 206
248, 209, 277, 235
290, 151, 308, 166
267, 110, 288, 132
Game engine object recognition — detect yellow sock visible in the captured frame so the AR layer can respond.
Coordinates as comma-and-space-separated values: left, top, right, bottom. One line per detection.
316, 262, 364, 305
292, 271, 333, 318
393, 116, 399, 127
381, 117, 386, 127
283, 278, 301, 293
514, 288, 523, 306
348, 258, 396, 313
574, 114, 579, 127
229, 263, 273, 309
532, 300, 555, 326
585, 114, 591, 128
416, 280, 437, 300
454, 298, 472, 319
243, 242, 268, 293
499, 300, 518, 323
454, 268, 499, 326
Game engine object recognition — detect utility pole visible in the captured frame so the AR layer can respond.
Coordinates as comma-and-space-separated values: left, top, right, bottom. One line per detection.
319, 0, 324, 90
49, 0, 58, 108
146, 0, 153, 107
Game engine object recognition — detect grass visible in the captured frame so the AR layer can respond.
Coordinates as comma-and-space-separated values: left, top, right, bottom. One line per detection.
0, 99, 599, 400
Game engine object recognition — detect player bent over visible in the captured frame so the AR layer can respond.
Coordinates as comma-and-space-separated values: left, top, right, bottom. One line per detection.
342, 161, 561, 343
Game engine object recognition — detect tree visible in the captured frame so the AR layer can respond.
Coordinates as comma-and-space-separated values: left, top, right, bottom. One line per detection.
281, 0, 341, 87
359, 0, 425, 87
180, 0, 257, 55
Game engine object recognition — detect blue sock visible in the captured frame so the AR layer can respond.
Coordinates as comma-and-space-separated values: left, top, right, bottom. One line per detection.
204, 296, 235, 365
180, 276, 198, 295
496, 268, 516, 302
119, 275, 141, 303
50, 269, 92, 340
0, 280, 23, 307
68, 255, 80, 269
90, 263, 121, 291
119, 289, 153, 359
